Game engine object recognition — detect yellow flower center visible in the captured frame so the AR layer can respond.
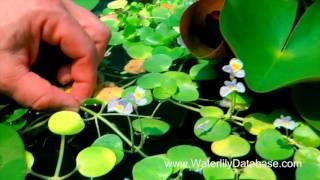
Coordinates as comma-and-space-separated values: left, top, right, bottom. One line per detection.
281, 121, 289, 128
231, 62, 241, 72
134, 92, 143, 100
115, 103, 125, 112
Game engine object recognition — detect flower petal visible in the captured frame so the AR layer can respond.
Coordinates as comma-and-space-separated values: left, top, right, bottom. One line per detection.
220, 86, 233, 97
123, 103, 133, 115
136, 98, 148, 106
234, 70, 245, 78
236, 82, 246, 93
222, 65, 232, 73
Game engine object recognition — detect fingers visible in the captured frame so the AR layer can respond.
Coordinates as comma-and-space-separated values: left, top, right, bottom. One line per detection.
62, 0, 111, 61
11, 71, 78, 110
35, 7, 97, 102
57, 64, 72, 85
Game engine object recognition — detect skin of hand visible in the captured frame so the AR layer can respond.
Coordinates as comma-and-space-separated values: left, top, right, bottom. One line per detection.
0, 0, 110, 110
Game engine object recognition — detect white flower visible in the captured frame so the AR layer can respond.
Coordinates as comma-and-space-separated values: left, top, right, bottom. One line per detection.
219, 79, 246, 97
222, 58, 245, 78
273, 115, 297, 130
107, 99, 133, 115
128, 87, 148, 106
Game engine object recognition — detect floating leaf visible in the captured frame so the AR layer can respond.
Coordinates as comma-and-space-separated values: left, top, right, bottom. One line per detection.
221, 0, 320, 92
296, 163, 320, 180
137, 73, 164, 89
48, 111, 85, 136
243, 113, 274, 135
25, 151, 34, 170
76, 146, 116, 177
293, 124, 320, 148
126, 43, 153, 60
211, 135, 250, 158
124, 59, 145, 74
180, 0, 226, 58
163, 71, 192, 86
109, 31, 124, 46
194, 117, 231, 142
132, 118, 170, 136
2, 119, 27, 131
3, 108, 28, 123
225, 92, 252, 111
173, 83, 199, 102
167, 145, 207, 170
92, 134, 124, 164
143, 54, 172, 73
74, 0, 99, 10
239, 164, 276, 180
199, 106, 224, 118
294, 147, 320, 165
255, 129, 294, 160
189, 62, 216, 80
95, 86, 123, 103
203, 165, 235, 180
151, 7, 170, 23
0, 124, 26, 179
153, 78, 178, 100
132, 155, 173, 180
152, 46, 184, 61
107, 0, 128, 10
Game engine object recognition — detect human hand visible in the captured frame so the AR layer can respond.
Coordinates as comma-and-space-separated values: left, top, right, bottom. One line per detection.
0, 0, 110, 110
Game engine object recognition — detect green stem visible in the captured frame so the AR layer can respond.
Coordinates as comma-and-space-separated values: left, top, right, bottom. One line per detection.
53, 136, 66, 178
127, 116, 135, 152
231, 115, 244, 122
100, 113, 157, 119
21, 119, 48, 134
29, 170, 51, 179
121, 79, 137, 89
94, 117, 101, 137
151, 102, 163, 117
80, 106, 148, 158
169, 100, 200, 112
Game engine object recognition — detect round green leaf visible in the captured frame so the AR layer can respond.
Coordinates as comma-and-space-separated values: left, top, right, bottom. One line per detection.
132, 155, 173, 180
199, 106, 224, 118
48, 111, 85, 136
163, 71, 192, 86
173, 83, 199, 102
126, 43, 153, 60
296, 163, 320, 180
132, 118, 170, 136
137, 73, 164, 89
109, 31, 124, 46
255, 129, 294, 160
76, 146, 116, 177
3, 119, 27, 131
151, 7, 170, 23
122, 86, 153, 106
221, 0, 320, 92
153, 78, 178, 100
3, 108, 28, 123
153, 46, 184, 61
143, 54, 172, 73
189, 62, 216, 81
167, 145, 207, 170
203, 165, 235, 180
225, 92, 252, 111
0, 124, 26, 180
107, 0, 128, 10
25, 151, 34, 170
294, 147, 320, 164
74, 0, 99, 10
243, 113, 274, 135
92, 134, 124, 164
293, 124, 320, 147
211, 135, 250, 158
194, 118, 231, 142
239, 164, 276, 180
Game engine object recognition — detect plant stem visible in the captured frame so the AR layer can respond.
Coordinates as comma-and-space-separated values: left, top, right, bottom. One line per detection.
53, 136, 66, 178
151, 102, 163, 117
80, 106, 148, 158
29, 171, 51, 179
127, 116, 135, 152
169, 100, 200, 112
121, 79, 137, 89
231, 115, 244, 122
100, 113, 157, 119
21, 119, 48, 134
94, 116, 101, 137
